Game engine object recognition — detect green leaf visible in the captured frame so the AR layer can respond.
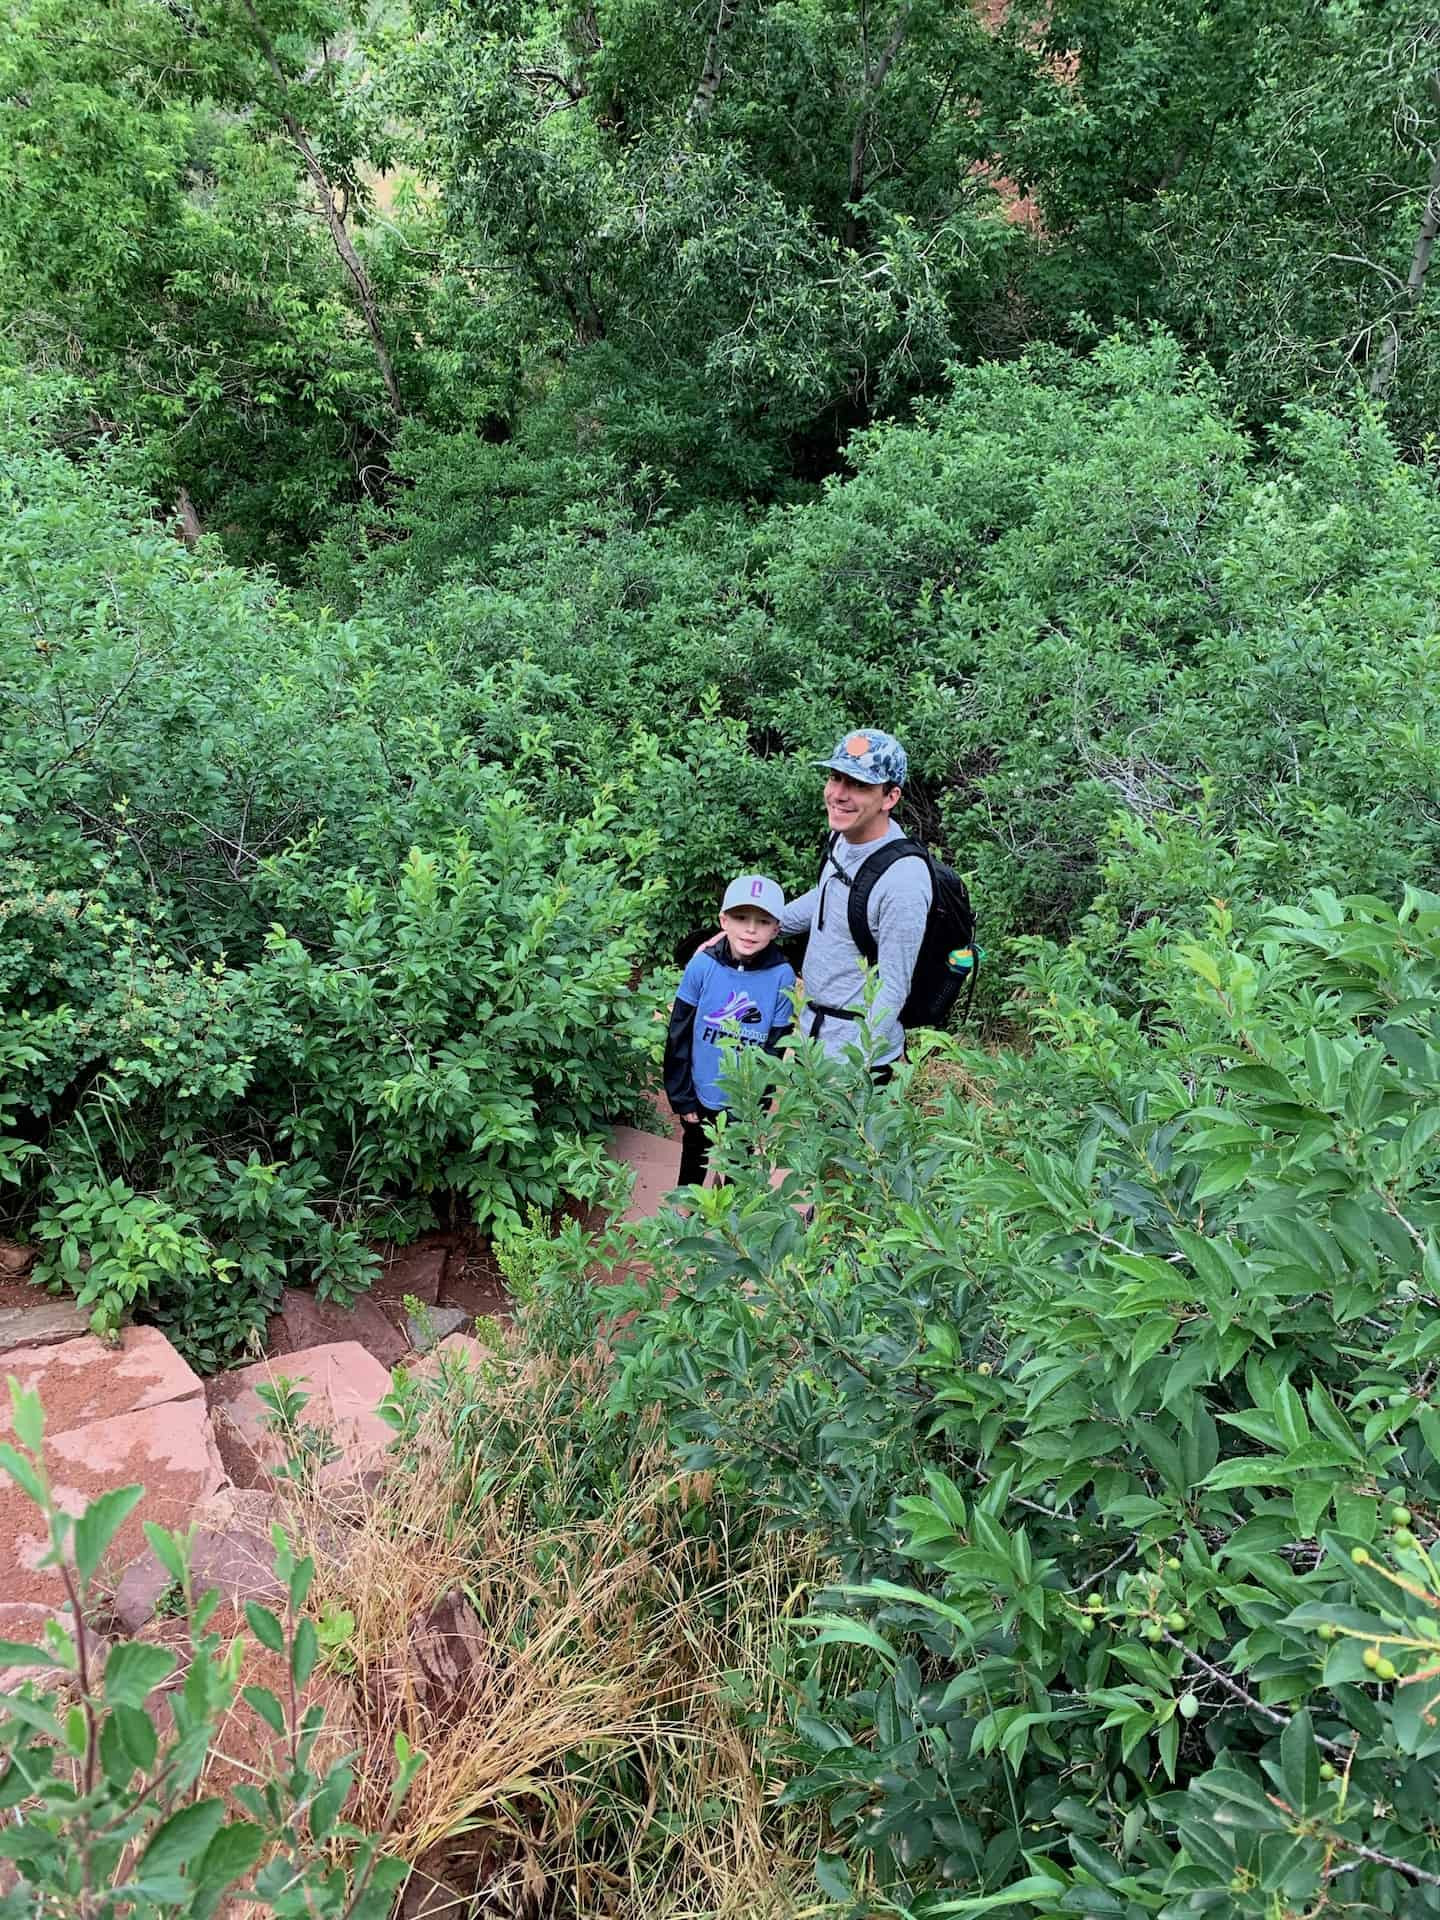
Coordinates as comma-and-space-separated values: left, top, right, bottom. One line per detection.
1271, 1381, 1309, 1453
310, 1760, 354, 1841
1203, 1458, 1289, 1490
194, 1821, 265, 1890
794, 1711, 852, 1752
1291, 1479, 1331, 1538
242, 1685, 287, 1737
139, 1799, 227, 1876
923, 1874, 1068, 1913
112, 1702, 159, 1773
100, 1712, 136, 1789
0, 1639, 63, 1670
0, 1443, 46, 1506
288, 1554, 314, 1611
104, 1642, 177, 1709
8, 1385, 43, 1454
291, 1616, 317, 1690
244, 1602, 285, 1654
74, 1486, 145, 1587
815, 1852, 852, 1902
142, 1522, 190, 1586
797, 1612, 899, 1668
1280, 1708, 1320, 1813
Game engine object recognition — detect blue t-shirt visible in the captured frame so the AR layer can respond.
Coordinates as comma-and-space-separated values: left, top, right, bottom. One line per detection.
674, 949, 797, 1110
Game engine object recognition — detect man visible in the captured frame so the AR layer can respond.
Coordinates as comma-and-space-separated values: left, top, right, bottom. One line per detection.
778, 728, 931, 1080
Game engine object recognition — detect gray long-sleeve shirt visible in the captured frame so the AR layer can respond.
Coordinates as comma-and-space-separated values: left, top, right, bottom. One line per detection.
779, 824, 932, 1066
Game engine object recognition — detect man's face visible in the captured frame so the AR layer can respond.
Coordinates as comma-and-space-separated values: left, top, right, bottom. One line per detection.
824, 771, 898, 841
719, 905, 780, 957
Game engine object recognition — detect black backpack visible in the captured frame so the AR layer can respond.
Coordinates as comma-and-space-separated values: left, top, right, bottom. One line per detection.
824, 833, 979, 1030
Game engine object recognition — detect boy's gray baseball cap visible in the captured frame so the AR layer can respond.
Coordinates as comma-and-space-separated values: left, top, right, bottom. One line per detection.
722, 875, 785, 919
813, 728, 908, 787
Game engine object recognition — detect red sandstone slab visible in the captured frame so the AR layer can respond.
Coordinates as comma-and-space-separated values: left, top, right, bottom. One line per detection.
408, 1332, 489, 1382
113, 1487, 282, 1633
374, 1239, 450, 1307
266, 1287, 409, 1370
0, 1295, 90, 1353
607, 1124, 683, 1223
0, 1600, 105, 1693
1, 1395, 226, 1609
209, 1342, 395, 1489
0, 1326, 202, 1439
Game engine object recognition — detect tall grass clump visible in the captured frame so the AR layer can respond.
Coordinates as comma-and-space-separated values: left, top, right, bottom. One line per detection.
278, 1334, 828, 1918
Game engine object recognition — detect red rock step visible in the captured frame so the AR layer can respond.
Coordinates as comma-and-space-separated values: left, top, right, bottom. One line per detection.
206, 1341, 396, 1490
606, 1124, 683, 1224
0, 1324, 226, 1608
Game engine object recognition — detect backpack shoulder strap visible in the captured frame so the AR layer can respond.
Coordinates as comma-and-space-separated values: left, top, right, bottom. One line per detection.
846, 837, 930, 965
822, 830, 849, 887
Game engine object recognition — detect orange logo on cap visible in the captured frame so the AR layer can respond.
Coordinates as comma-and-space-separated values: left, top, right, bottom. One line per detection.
844, 733, 873, 757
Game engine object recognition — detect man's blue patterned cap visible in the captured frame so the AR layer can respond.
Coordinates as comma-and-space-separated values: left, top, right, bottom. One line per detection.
813, 728, 908, 788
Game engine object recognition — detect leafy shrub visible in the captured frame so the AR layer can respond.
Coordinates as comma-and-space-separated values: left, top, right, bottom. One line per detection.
0, 1381, 421, 1917
323, 336, 1440, 962
537, 887, 1440, 1912
8, 331, 1440, 1368
1, 407, 660, 1363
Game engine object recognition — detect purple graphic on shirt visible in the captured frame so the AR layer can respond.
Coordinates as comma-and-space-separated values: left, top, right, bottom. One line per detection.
706, 988, 763, 1025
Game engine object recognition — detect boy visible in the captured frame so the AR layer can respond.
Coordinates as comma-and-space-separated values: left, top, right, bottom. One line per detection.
663, 875, 797, 1188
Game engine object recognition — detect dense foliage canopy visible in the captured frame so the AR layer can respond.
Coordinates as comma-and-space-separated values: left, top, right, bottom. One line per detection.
4, 1, 1440, 1914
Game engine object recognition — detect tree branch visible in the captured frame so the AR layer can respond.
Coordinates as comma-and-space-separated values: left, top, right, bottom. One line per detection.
1162, 1630, 1353, 1760
846, 1, 915, 248
237, 0, 404, 420
1370, 71, 1440, 399
688, 0, 745, 128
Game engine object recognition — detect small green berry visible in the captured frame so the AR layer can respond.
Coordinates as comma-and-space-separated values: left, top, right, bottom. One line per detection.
1390, 1505, 1413, 1527
1393, 1527, 1416, 1550
1165, 1556, 1181, 1571
1376, 1657, 1398, 1682
1143, 1623, 1164, 1643
1166, 1611, 1186, 1631
976, 1362, 992, 1377
1178, 1691, 1199, 1721
1087, 1594, 1104, 1612
1362, 1646, 1381, 1671
1351, 1547, 1371, 1565
1319, 1762, 1337, 1782
1317, 1623, 1338, 1642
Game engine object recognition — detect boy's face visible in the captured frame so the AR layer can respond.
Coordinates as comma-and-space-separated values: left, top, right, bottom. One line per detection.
719, 905, 780, 959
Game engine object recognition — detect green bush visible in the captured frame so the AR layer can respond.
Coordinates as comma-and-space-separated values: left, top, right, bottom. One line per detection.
9, 335, 1440, 1368
543, 887, 1440, 1912
320, 335, 1440, 959
1, 395, 659, 1364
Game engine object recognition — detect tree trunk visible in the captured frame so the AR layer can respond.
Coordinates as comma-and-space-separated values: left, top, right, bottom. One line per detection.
173, 487, 203, 545
844, 2, 915, 250
239, 0, 405, 421
688, 0, 744, 128
284, 119, 406, 418
1369, 73, 1440, 401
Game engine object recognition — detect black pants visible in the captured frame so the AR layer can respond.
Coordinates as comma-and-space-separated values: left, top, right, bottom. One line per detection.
678, 1104, 725, 1187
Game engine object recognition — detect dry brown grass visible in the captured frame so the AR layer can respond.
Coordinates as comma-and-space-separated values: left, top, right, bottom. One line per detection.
279, 1341, 828, 1918
909, 1049, 999, 1114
